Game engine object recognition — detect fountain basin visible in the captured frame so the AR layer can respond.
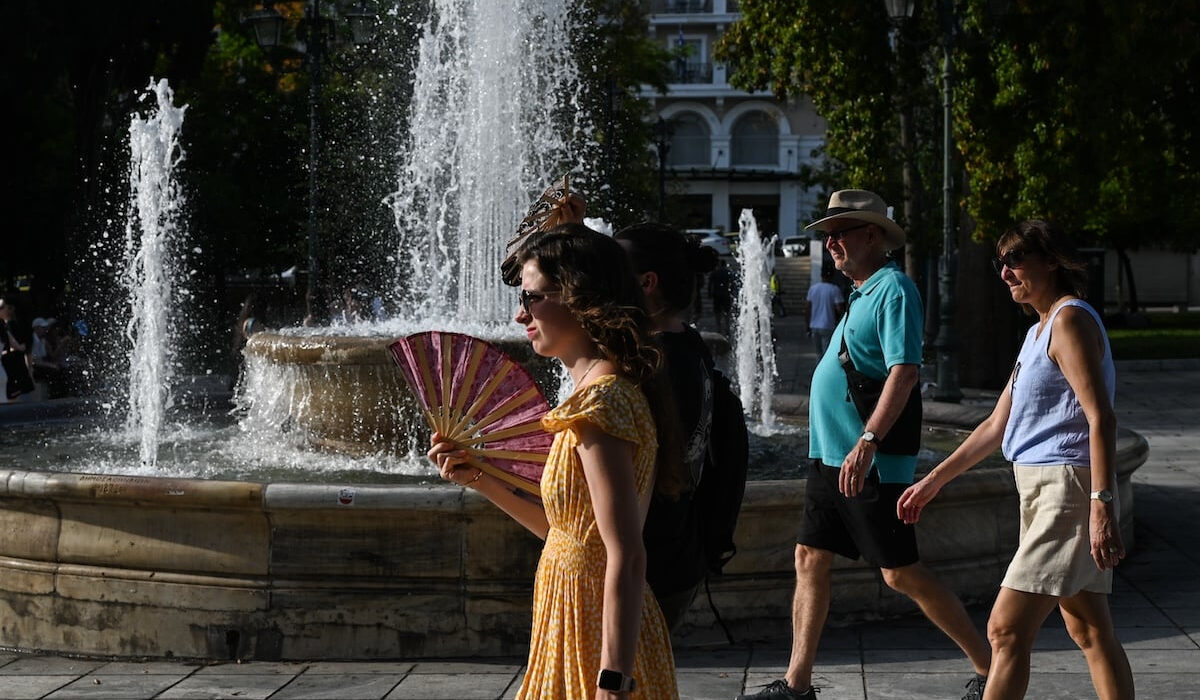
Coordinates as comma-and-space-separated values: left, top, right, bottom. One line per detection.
241, 332, 563, 455
0, 422, 1145, 659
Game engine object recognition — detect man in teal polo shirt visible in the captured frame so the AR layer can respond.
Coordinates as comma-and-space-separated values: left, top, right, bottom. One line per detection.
738, 191, 991, 700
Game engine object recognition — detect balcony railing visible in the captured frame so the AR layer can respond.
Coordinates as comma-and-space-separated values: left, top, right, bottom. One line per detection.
672, 61, 713, 84
651, 0, 712, 13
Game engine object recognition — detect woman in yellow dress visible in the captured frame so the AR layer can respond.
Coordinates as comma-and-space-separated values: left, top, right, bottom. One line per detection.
430, 224, 681, 699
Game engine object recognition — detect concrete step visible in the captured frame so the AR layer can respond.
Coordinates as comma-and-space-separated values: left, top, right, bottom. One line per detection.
773, 256, 812, 302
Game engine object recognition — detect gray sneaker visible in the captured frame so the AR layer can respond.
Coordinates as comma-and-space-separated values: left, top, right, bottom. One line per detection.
962, 674, 986, 700
735, 679, 817, 700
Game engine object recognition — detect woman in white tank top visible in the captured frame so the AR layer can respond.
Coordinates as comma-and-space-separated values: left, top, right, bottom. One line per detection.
892, 220, 1133, 700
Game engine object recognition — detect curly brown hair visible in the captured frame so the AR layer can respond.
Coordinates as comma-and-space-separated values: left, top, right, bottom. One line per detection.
513, 224, 686, 497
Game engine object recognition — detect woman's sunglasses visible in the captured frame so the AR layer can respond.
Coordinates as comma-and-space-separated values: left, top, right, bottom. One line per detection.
518, 289, 560, 314
991, 250, 1029, 274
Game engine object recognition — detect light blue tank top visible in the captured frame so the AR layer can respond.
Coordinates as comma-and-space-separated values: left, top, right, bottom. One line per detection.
1001, 299, 1115, 467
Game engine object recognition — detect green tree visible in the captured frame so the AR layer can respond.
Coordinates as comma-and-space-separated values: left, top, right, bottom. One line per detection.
719, 0, 1199, 308
715, 0, 943, 248
572, 0, 675, 227
955, 0, 1200, 310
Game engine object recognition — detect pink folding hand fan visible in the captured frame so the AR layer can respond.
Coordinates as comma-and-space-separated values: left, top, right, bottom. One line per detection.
389, 331, 553, 496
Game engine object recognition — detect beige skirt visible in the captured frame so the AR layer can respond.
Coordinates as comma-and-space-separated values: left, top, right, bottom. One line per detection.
1001, 464, 1115, 597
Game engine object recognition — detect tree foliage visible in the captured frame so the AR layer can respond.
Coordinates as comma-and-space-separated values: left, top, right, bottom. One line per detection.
571, 0, 675, 227
717, 0, 1200, 254
955, 0, 1200, 250
716, 1, 916, 226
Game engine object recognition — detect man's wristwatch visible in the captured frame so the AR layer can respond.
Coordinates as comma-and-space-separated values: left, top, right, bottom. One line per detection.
860, 430, 878, 445
1090, 489, 1114, 504
597, 669, 636, 693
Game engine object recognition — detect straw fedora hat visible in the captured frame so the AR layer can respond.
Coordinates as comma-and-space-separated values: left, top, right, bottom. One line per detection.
804, 189, 906, 250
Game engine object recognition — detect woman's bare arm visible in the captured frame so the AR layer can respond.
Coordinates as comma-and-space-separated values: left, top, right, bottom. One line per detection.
1049, 305, 1123, 569
576, 421, 644, 695
429, 436, 550, 539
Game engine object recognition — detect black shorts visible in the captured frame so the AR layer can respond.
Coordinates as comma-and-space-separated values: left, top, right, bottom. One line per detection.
797, 460, 919, 569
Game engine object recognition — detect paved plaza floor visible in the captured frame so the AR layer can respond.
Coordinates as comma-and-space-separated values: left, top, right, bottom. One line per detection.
1, 314, 1197, 699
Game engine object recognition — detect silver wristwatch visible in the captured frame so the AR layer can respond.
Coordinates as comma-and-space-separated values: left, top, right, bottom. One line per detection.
1089, 489, 1114, 503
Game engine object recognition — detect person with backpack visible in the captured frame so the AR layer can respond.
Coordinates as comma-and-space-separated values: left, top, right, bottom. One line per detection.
615, 223, 750, 634
708, 259, 737, 337
737, 191, 991, 700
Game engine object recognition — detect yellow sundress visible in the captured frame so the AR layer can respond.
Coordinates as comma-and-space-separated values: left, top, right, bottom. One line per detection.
517, 374, 678, 699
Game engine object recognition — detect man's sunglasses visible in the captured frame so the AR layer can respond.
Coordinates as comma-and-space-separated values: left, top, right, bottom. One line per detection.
816, 222, 872, 243
519, 289, 560, 314
991, 250, 1029, 274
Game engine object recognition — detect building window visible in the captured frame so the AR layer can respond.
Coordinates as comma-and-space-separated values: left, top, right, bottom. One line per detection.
671, 38, 710, 84
668, 113, 710, 167
731, 112, 779, 166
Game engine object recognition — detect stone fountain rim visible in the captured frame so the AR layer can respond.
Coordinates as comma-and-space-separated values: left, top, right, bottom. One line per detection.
0, 422, 1146, 511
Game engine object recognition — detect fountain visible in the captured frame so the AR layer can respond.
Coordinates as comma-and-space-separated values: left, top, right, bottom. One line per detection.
732, 208, 780, 432
0, 2, 1147, 662
123, 79, 187, 468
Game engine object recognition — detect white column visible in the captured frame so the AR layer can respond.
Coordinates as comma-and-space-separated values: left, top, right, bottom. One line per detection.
779, 181, 799, 238
711, 137, 730, 168
711, 180, 731, 231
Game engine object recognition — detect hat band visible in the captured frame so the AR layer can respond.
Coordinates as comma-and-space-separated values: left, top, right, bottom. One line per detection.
825, 207, 878, 217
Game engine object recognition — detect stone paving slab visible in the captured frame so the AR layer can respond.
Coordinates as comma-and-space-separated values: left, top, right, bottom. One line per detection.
302, 662, 415, 675
43, 674, 183, 699
383, 672, 516, 699
269, 672, 404, 700
0, 676, 74, 700
155, 673, 293, 699
0, 658, 105, 676
675, 648, 751, 674
92, 661, 202, 675
863, 672, 981, 700
677, 668, 744, 700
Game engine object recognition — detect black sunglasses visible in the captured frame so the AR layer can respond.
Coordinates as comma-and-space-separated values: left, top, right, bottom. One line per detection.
991, 250, 1029, 274
518, 289, 560, 314
817, 222, 872, 243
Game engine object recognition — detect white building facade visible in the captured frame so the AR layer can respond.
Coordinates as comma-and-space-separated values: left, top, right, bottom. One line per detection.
643, 0, 827, 239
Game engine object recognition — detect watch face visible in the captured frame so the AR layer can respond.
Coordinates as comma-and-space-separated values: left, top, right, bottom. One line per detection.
597, 670, 622, 691
597, 669, 634, 692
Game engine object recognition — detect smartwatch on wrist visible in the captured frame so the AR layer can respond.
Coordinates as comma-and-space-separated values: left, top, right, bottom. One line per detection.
597, 669, 637, 693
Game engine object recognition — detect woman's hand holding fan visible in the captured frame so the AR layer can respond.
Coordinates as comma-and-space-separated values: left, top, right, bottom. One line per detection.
389, 331, 553, 496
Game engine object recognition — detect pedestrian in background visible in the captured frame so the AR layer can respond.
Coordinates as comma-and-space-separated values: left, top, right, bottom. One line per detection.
709, 259, 736, 337
615, 222, 720, 632
0, 297, 34, 401
740, 190, 991, 700
897, 219, 1133, 700
804, 266, 845, 358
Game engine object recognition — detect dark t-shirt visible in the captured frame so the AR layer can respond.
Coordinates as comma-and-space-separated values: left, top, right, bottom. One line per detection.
1, 318, 34, 398
643, 326, 713, 595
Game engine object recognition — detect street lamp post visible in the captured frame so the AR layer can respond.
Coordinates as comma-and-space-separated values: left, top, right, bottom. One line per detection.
653, 117, 672, 222
246, 1, 376, 324
884, 0, 962, 402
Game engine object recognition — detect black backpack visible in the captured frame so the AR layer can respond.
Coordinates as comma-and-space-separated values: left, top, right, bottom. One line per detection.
695, 365, 749, 575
